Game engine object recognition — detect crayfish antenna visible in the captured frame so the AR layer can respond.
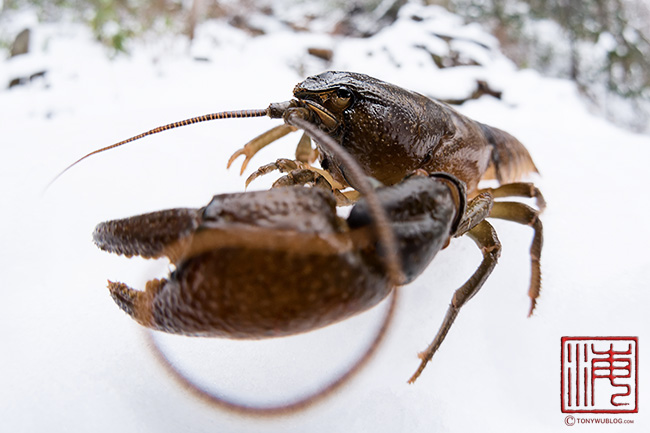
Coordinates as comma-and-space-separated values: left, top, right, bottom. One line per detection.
45, 108, 270, 191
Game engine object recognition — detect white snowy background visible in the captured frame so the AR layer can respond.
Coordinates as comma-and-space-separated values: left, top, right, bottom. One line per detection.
1, 2, 649, 432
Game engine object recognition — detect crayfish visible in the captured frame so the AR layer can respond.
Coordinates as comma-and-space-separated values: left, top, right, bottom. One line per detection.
64, 71, 545, 414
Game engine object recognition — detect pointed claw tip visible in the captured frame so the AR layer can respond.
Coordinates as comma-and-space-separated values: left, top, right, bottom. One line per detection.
244, 172, 259, 188
239, 158, 252, 175
227, 150, 243, 169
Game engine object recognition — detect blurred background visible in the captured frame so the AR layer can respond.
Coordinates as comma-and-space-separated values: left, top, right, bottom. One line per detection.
2, 0, 649, 132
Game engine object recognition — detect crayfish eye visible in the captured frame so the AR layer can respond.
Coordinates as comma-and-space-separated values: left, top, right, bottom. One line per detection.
331, 87, 353, 109
336, 87, 352, 99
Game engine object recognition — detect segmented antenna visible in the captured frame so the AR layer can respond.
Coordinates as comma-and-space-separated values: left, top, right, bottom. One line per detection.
47, 108, 269, 188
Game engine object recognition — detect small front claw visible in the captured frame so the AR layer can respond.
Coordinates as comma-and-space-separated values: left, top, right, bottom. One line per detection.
245, 158, 302, 188
227, 124, 297, 175
243, 158, 356, 205
227, 148, 252, 175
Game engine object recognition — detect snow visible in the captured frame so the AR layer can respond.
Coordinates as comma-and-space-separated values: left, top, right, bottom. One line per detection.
1, 3, 649, 432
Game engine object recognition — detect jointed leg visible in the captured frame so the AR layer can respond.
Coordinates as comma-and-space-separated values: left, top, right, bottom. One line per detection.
227, 124, 297, 174
272, 169, 359, 206
476, 182, 546, 211
244, 158, 303, 187
454, 191, 493, 237
227, 127, 318, 177
475, 182, 544, 315
294, 131, 318, 164
489, 201, 543, 316
409, 220, 501, 383
241, 158, 355, 205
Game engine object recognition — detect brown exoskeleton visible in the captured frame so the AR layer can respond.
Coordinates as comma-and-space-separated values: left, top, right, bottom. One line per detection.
63, 71, 545, 415
225, 72, 545, 379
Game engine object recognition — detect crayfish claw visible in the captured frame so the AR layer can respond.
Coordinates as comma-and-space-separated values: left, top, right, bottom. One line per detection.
244, 158, 301, 188
227, 148, 251, 175
93, 208, 200, 259
227, 124, 297, 175
107, 279, 165, 328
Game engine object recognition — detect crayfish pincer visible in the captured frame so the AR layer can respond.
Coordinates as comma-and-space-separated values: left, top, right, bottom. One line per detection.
60, 70, 545, 414
93, 173, 460, 338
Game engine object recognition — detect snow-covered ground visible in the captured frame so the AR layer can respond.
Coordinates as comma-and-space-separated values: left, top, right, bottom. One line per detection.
1, 3, 648, 432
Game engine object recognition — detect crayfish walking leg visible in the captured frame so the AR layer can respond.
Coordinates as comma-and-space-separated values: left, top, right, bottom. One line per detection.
408, 182, 545, 383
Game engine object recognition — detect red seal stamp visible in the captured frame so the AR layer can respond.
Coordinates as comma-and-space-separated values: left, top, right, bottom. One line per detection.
561, 337, 638, 413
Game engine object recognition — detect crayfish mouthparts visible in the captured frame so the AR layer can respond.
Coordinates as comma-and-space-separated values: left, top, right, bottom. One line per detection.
299, 100, 339, 130
266, 99, 340, 131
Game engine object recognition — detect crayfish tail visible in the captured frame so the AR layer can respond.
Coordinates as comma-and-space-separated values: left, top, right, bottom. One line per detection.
480, 124, 539, 184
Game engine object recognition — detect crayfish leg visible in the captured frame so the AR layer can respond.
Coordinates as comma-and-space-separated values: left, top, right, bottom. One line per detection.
245, 158, 355, 205
408, 220, 501, 384
227, 124, 297, 175
453, 191, 493, 237
270, 168, 356, 206
245, 158, 344, 189
244, 158, 301, 188
294, 131, 319, 164
476, 182, 546, 212
488, 201, 543, 316
472, 182, 545, 315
